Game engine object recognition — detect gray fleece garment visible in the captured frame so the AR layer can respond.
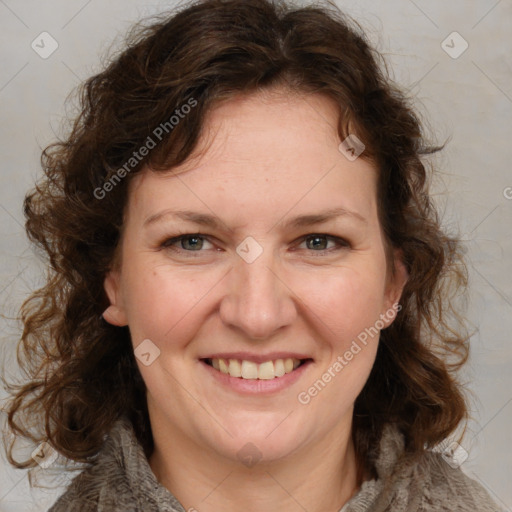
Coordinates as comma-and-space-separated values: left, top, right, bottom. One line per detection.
48, 416, 501, 511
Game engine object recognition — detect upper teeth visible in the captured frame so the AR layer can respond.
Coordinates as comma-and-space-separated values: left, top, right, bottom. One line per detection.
210, 358, 302, 380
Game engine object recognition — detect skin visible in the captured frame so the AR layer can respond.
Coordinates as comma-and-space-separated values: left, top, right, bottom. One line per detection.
103, 88, 408, 512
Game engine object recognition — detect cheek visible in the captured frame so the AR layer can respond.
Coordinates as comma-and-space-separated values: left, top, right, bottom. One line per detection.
121, 244, 389, 354
294, 269, 386, 418
295, 266, 387, 344
121, 261, 220, 346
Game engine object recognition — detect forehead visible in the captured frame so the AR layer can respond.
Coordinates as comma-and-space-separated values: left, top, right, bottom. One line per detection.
128, 90, 379, 227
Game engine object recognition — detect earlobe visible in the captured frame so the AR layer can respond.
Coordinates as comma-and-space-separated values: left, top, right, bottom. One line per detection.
103, 271, 128, 327
102, 304, 128, 326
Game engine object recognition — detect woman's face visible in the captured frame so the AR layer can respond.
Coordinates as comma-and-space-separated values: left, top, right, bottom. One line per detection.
104, 90, 407, 465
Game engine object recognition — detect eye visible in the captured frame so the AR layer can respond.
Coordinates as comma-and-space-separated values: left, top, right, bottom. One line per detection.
159, 232, 350, 256
161, 234, 214, 252
297, 234, 350, 253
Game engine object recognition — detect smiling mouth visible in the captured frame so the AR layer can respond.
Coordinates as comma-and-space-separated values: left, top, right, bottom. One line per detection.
201, 357, 313, 380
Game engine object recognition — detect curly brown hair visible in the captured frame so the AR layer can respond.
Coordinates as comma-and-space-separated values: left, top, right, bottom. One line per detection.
3, 0, 470, 482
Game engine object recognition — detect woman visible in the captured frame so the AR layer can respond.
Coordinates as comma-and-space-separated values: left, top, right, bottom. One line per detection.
2, 0, 501, 510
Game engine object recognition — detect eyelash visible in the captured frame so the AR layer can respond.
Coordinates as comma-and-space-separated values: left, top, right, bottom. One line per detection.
159, 233, 350, 257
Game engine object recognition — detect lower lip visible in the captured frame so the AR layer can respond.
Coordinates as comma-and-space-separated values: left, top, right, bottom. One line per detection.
199, 359, 313, 395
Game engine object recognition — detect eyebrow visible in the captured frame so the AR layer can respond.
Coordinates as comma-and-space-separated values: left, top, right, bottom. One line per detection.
143, 207, 367, 231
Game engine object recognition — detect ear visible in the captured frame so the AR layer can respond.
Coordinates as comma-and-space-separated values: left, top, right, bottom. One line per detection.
103, 270, 128, 327
381, 249, 408, 329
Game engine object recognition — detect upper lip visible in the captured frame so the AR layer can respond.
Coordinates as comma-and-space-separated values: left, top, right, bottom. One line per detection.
200, 352, 313, 364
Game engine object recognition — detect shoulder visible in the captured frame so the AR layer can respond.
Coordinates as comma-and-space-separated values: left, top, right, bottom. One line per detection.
48, 417, 185, 512
47, 469, 100, 512
358, 423, 502, 512
47, 456, 139, 512
412, 450, 500, 511
47, 418, 141, 511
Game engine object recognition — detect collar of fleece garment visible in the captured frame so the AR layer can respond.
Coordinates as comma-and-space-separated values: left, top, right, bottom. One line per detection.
48, 416, 500, 512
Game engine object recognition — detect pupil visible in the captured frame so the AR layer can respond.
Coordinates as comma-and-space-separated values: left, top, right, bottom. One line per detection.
183, 236, 202, 250
308, 236, 326, 250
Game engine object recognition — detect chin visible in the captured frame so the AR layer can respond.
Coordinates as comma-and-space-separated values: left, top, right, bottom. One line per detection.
211, 419, 306, 464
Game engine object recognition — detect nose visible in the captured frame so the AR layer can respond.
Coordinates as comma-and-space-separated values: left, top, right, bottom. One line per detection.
219, 247, 297, 340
